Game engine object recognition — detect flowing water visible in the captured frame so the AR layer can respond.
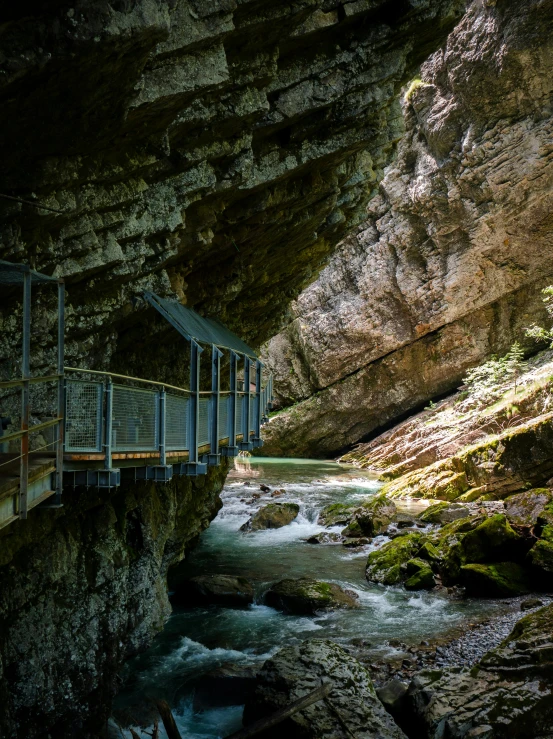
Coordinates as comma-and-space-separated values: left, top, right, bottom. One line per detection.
115, 457, 509, 738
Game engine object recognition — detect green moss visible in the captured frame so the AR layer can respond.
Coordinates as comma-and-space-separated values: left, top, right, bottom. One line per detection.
528, 539, 553, 575
461, 562, 532, 597
404, 558, 436, 590
366, 532, 422, 585
318, 503, 356, 527
460, 514, 521, 563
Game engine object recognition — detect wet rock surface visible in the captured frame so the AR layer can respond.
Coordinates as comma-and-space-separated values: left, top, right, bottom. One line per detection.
173, 574, 254, 607
241, 502, 300, 531
265, 578, 359, 615
243, 639, 407, 739
0, 464, 228, 738
403, 604, 553, 739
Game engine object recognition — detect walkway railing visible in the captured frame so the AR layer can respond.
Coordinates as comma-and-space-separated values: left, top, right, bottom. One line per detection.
63, 366, 272, 483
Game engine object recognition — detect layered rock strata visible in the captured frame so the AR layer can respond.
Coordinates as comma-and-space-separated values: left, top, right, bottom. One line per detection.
0, 464, 227, 738
0, 0, 464, 382
262, 0, 553, 457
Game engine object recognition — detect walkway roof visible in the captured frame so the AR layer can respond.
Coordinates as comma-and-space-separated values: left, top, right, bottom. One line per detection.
144, 291, 257, 358
0, 260, 59, 285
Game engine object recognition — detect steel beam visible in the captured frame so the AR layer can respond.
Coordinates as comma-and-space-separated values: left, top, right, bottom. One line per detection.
19, 271, 31, 520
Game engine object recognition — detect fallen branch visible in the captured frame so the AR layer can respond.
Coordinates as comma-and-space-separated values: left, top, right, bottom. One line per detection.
224, 682, 332, 739
155, 700, 183, 739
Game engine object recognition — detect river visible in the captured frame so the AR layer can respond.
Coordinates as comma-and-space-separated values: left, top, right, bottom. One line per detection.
114, 457, 509, 738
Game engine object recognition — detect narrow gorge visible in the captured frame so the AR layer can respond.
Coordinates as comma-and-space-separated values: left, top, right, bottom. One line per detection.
1, 1, 552, 738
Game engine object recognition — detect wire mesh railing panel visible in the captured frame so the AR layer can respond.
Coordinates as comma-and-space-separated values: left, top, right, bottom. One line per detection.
235, 394, 243, 436
198, 398, 210, 446
65, 381, 103, 452
218, 395, 229, 440
166, 394, 189, 451
249, 395, 255, 432
112, 385, 158, 451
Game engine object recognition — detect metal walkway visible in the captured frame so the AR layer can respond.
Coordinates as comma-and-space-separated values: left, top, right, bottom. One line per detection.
0, 261, 273, 530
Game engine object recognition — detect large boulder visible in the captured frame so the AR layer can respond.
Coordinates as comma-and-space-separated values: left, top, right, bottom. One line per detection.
174, 574, 255, 607
366, 532, 423, 585
241, 503, 300, 531
243, 640, 407, 738
404, 559, 436, 591
438, 514, 523, 584
480, 603, 553, 678
527, 539, 553, 578
265, 579, 358, 615
504, 488, 553, 527
317, 503, 356, 527
341, 494, 397, 537
405, 605, 553, 737
419, 502, 470, 524
460, 563, 532, 598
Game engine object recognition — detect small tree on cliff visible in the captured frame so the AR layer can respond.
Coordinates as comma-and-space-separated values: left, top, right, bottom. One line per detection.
525, 286, 553, 347
463, 343, 527, 403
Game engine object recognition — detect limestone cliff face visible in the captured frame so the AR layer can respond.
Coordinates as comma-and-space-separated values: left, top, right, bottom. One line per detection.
262, 0, 553, 457
0, 465, 227, 738
0, 0, 463, 381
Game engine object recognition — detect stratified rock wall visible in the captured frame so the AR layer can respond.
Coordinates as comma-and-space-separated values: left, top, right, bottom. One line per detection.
0, 0, 464, 381
262, 0, 553, 457
0, 465, 227, 738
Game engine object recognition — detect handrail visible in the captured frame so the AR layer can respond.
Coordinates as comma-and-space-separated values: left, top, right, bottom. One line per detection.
64, 367, 190, 395
0, 374, 62, 389
0, 417, 63, 444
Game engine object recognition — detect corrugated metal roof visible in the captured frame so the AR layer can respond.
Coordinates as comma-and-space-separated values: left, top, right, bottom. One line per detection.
0, 260, 59, 285
144, 291, 257, 358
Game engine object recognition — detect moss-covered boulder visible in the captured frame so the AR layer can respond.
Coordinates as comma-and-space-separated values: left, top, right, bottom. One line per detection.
241, 503, 299, 531
404, 558, 436, 590
419, 501, 469, 524
505, 488, 553, 527
460, 562, 531, 597
417, 540, 441, 564
265, 578, 359, 615
528, 539, 553, 577
366, 532, 422, 585
317, 503, 356, 527
341, 494, 396, 537
460, 514, 522, 562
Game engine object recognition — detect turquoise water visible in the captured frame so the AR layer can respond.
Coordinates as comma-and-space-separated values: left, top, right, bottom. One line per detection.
114, 457, 507, 738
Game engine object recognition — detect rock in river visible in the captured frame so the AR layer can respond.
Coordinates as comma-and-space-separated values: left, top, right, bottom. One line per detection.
241, 503, 300, 531
265, 578, 359, 615
460, 562, 531, 598
243, 639, 407, 738
173, 574, 254, 607
405, 604, 553, 737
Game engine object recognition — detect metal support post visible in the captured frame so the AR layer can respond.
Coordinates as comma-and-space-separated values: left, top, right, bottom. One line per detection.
240, 356, 253, 451
104, 377, 113, 470
208, 344, 222, 466
222, 351, 239, 457
252, 359, 263, 448
54, 280, 65, 506
159, 387, 166, 466
19, 271, 31, 519
182, 340, 206, 475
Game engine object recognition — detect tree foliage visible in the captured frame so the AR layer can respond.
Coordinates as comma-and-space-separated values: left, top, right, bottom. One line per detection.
525, 286, 553, 347
463, 343, 527, 403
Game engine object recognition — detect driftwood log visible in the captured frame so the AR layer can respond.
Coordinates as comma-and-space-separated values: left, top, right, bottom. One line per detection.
225, 682, 333, 739
155, 699, 184, 739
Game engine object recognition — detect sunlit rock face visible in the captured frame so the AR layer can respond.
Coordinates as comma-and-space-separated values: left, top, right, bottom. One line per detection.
0, 0, 463, 380
262, 0, 553, 457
